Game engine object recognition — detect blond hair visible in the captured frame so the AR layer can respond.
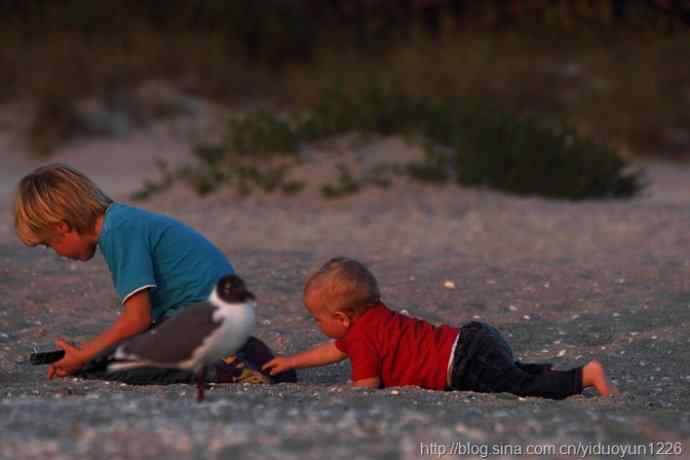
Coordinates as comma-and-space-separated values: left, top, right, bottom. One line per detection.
305, 257, 380, 317
14, 164, 112, 246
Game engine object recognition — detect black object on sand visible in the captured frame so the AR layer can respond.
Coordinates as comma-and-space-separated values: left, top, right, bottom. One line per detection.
107, 274, 256, 402
30, 349, 65, 365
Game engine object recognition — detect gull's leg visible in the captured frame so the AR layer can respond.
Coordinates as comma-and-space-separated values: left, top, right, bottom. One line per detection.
196, 366, 207, 402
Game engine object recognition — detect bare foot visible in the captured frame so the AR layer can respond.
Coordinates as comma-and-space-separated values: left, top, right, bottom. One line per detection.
582, 360, 619, 396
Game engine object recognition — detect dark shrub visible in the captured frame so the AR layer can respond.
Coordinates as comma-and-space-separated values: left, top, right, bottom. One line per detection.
135, 87, 642, 200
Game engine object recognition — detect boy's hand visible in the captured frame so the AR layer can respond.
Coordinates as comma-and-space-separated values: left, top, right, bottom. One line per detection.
262, 356, 294, 375
48, 338, 86, 379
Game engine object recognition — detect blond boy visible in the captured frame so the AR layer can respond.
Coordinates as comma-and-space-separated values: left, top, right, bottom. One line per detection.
264, 257, 618, 398
14, 164, 236, 379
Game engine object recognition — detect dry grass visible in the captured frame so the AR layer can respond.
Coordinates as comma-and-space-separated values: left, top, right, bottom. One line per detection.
279, 33, 690, 159
0, 6, 687, 158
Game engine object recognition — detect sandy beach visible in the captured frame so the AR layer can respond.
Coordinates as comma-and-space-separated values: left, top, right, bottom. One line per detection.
1, 116, 689, 459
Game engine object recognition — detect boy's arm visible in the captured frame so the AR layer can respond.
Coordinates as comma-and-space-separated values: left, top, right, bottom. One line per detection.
352, 377, 381, 389
262, 340, 347, 375
48, 290, 153, 378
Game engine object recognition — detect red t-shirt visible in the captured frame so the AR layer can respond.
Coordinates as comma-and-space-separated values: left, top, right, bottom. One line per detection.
334, 303, 459, 390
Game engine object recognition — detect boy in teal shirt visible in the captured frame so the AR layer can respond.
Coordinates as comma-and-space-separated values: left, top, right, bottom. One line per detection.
14, 164, 236, 379
99, 202, 235, 322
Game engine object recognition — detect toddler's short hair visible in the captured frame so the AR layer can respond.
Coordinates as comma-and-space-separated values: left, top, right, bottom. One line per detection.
305, 257, 380, 317
14, 163, 113, 246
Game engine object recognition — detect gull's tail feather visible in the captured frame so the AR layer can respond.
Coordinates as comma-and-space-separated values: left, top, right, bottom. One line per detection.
107, 360, 153, 373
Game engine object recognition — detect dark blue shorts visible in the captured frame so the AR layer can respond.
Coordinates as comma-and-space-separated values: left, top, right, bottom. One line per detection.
449, 321, 583, 399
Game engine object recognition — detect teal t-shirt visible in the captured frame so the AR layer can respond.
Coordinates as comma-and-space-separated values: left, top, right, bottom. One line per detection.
98, 203, 235, 320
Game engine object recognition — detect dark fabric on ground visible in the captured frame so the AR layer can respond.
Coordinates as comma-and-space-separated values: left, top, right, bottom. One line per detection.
449, 321, 583, 399
77, 336, 297, 385
235, 336, 297, 384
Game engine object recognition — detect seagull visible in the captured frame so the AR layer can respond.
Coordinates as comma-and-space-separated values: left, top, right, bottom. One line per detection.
108, 274, 256, 401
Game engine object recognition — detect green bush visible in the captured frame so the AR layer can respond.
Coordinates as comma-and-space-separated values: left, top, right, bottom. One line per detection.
226, 111, 299, 155
414, 99, 642, 199
298, 87, 420, 140
134, 87, 642, 201
448, 111, 642, 199
320, 163, 394, 199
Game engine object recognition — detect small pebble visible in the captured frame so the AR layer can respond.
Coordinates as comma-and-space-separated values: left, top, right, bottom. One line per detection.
557, 350, 566, 357
443, 280, 456, 289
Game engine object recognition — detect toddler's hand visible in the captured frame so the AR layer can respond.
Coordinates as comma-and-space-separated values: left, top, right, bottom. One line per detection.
262, 356, 294, 375
48, 338, 86, 379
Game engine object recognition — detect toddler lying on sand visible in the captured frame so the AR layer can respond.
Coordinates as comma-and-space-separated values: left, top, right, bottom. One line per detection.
264, 257, 618, 398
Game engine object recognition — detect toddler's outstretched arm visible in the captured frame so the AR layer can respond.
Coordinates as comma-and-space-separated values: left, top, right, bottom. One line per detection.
263, 340, 347, 375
